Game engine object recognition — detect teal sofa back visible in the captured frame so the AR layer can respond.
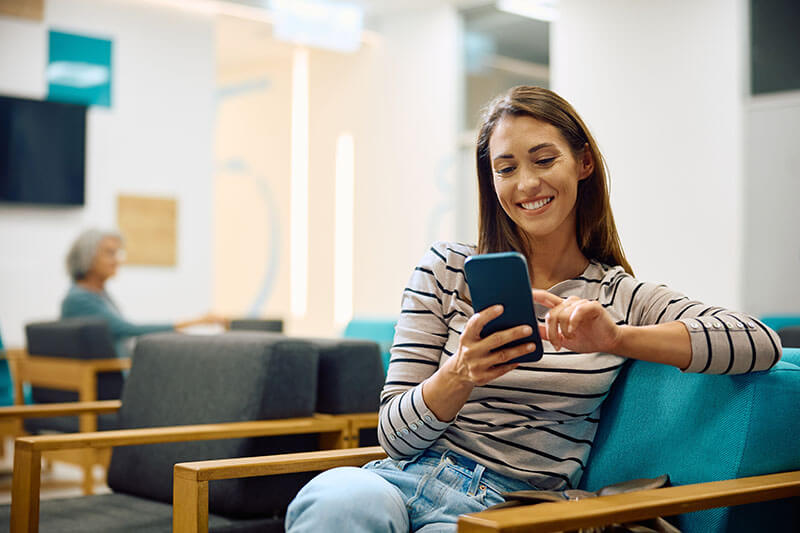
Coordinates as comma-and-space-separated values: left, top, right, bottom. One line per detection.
343, 317, 397, 373
580, 348, 800, 532
0, 327, 12, 406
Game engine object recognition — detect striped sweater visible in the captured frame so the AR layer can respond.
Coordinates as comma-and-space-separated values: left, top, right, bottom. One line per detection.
378, 241, 781, 490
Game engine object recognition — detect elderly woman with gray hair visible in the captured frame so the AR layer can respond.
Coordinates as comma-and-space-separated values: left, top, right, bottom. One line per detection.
62, 229, 227, 357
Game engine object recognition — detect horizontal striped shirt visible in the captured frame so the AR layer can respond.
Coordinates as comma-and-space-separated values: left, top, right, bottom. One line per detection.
378, 241, 781, 490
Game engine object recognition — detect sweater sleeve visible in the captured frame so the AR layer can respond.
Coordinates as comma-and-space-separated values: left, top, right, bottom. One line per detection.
377, 243, 456, 459
61, 290, 174, 341
625, 278, 781, 374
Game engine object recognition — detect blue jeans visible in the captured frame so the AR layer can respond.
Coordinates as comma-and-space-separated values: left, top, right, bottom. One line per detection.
285, 448, 532, 532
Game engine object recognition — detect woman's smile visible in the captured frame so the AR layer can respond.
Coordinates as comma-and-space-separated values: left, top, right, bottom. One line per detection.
518, 196, 554, 213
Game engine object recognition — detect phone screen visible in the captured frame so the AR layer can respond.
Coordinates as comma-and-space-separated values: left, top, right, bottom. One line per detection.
463, 252, 543, 364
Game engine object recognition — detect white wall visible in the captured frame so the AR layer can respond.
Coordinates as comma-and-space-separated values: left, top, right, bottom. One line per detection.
743, 91, 800, 315
210, 5, 463, 337
552, 0, 746, 309
350, 5, 462, 324
0, 0, 215, 346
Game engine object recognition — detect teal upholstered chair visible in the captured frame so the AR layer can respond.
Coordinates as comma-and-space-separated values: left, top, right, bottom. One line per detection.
169, 346, 800, 532
760, 315, 800, 332
0, 325, 14, 406
578, 347, 800, 532
343, 317, 397, 373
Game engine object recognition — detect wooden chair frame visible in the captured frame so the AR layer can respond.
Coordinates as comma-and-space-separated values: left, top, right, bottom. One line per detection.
2, 400, 377, 533
171, 447, 800, 533
2, 349, 131, 494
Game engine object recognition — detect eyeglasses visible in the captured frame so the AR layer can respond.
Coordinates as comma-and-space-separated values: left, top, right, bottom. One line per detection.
100, 247, 127, 261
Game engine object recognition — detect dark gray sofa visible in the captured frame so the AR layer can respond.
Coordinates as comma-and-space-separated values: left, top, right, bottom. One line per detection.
24, 318, 123, 434
2, 332, 321, 532
1, 329, 386, 532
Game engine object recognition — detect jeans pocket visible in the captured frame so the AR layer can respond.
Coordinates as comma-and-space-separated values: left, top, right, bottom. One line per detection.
365, 457, 411, 472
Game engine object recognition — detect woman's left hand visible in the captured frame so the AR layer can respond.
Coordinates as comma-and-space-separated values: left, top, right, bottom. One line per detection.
532, 290, 622, 353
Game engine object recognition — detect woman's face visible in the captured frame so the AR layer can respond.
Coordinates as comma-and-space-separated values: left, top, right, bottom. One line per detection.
488, 114, 593, 246
89, 237, 123, 282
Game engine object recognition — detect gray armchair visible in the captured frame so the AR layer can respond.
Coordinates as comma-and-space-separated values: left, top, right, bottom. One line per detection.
2, 331, 336, 532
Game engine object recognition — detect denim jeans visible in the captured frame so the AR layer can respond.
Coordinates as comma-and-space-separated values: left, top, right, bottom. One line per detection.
285, 447, 532, 532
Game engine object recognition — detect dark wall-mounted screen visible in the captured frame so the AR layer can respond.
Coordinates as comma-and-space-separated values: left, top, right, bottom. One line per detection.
750, 0, 800, 95
0, 95, 87, 206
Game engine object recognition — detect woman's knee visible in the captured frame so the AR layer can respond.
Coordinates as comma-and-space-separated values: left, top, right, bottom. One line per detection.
286, 466, 408, 532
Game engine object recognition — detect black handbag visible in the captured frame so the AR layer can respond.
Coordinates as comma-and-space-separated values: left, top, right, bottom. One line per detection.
488, 474, 681, 533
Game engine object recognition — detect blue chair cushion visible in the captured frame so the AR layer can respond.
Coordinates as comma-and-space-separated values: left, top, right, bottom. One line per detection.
343, 317, 397, 373
760, 315, 800, 332
580, 352, 800, 532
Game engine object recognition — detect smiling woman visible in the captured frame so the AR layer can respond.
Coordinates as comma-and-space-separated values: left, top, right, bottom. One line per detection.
282, 86, 782, 533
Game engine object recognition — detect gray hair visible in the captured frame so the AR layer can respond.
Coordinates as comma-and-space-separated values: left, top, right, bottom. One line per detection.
66, 229, 124, 281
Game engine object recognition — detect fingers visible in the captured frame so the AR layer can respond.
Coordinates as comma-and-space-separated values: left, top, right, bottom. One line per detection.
532, 289, 563, 308
545, 296, 581, 350
567, 301, 602, 335
464, 304, 504, 341
485, 324, 534, 352
544, 297, 603, 350
481, 361, 519, 383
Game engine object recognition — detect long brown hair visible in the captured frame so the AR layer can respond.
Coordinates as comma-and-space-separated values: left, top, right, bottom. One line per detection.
475, 86, 633, 275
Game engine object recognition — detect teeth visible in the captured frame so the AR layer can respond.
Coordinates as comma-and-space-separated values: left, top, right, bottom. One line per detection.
521, 197, 553, 210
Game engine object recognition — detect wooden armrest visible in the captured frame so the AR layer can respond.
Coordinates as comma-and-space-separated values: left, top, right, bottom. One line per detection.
15, 415, 348, 452
173, 446, 387, 533
175, 445, 386, 482
20, 355, 131, 373
13, 356, 131, 395
2, 348, 27, 360
457, 470, 800, 533
0, 400, 121, 419
11, 415, 351, 533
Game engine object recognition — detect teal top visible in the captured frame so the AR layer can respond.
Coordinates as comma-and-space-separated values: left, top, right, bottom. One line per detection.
61, 284, 174, 357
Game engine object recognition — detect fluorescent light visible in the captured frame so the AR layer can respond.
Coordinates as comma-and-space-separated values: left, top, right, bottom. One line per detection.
334, 132, 355, 326
497, 0, 559, 22
269, 0, 364, 53
290, 48, 309, 318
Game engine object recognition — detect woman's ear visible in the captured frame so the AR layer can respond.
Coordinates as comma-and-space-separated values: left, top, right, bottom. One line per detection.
578, 143, 594, 181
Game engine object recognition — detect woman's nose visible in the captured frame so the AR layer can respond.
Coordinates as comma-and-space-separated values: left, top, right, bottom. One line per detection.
517, 168, 541, 191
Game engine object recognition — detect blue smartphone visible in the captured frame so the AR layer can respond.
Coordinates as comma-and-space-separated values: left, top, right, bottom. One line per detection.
463, 251, 543, 364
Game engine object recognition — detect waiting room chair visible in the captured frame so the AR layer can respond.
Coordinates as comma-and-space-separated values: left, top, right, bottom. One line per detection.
171, 348, 800, 533
3, 330, 384, 532
0, 326, 13, 407
2, 318, 129, 494
229, 318, 284, 333
777, 326, 800, 348
343, 317, 397, 373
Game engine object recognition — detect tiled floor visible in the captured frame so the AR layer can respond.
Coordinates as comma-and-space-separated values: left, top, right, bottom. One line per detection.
0, 438, 111, 505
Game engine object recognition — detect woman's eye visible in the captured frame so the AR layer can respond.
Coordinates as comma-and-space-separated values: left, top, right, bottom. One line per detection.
536, 157, 555, 166
494, 166, 515, 176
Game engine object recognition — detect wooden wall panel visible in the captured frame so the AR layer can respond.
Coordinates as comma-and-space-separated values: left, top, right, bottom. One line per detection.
0, 0, 44, 21
117, 195, 177, 266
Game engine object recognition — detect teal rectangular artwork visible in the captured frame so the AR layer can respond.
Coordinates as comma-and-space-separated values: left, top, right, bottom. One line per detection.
47, 30, 112, 107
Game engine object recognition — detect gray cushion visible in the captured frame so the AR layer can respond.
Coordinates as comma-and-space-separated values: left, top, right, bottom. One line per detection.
24, 412, 118, 434
229, 319, 284, 333
106, 332, 320, 518
307, 338, 383, 414
26, 318, 117, 359
0, 493, 283, 533
778, 326, 800, 348
24, 318, 124, 408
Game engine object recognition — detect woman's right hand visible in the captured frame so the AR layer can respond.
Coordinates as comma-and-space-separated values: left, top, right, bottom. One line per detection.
444, 304, 538, 387
423, 305, 538, 421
